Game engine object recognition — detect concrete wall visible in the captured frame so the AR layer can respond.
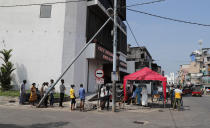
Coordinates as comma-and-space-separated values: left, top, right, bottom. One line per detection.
127, 61, 135, 74
188, 62, 200, 74
0, 0, 66, 90
61, 1, 88, 96
87, 60, 102, 93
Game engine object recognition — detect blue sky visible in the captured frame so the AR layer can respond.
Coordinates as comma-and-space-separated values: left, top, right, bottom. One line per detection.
126, 0, 210, 75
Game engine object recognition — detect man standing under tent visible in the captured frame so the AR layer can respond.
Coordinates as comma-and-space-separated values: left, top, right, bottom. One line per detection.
135, 85, 142, 105
142, 85, 148, 106
158, 85, 163, 101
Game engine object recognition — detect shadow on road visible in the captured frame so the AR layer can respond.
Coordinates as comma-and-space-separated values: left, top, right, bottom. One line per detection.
0, 121, 69, 128
150, 103, 171, 108
169, 109, 178, 128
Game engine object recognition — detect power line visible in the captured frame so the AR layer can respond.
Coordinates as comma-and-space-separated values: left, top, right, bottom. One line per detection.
127, 8, 210, 27
125, 20, 140, 47
0, 0, 85, 8
126, 0, 165, 8
154, 59, 190, 62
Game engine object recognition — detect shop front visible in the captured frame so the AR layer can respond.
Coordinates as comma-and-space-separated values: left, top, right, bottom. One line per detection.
86, 43, 127, 92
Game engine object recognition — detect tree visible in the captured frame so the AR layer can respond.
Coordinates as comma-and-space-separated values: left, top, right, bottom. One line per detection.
0, 49, 15, 90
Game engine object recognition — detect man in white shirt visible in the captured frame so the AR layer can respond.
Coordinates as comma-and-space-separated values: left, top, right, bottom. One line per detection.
100, 85, 107, 110
59, 79, 66, 107
43, 82, 49, 107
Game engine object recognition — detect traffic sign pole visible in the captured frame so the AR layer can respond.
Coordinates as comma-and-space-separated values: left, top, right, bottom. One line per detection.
97, 84, 100, 112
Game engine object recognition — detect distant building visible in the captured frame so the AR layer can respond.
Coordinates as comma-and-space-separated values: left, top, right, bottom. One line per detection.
151, 63, 162, 74
178, 48, 210, 86
202, 49, 210, 85
126, 45, 162, 74
126, 46, 153, 73
178, 64, 190, 85
165, 72, 175, 85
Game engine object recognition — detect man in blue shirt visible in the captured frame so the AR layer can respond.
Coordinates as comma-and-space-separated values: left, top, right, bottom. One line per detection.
79, 84, 85, 111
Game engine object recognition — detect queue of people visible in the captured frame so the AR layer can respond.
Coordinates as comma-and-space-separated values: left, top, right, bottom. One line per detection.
19, 79, 86, 111
125, 83, 184, 110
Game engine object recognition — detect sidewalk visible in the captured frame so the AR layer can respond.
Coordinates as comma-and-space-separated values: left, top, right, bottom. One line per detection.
0, 96, 161, 114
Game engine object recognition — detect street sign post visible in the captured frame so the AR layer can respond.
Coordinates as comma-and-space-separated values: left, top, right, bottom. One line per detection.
96, 78, 104, 85
111, 72, 119, 81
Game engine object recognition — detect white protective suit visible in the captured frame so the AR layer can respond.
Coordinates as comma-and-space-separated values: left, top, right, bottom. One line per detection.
141, 87, 148, 106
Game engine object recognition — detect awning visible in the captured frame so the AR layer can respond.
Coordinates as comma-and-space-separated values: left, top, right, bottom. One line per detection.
204, 85, 210, 88
123, 67, 167, 102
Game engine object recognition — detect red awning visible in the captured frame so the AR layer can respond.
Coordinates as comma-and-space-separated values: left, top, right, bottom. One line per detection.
123, 67, 167, 101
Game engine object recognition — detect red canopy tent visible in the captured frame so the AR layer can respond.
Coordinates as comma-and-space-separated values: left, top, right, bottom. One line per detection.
123, 67, 167, 102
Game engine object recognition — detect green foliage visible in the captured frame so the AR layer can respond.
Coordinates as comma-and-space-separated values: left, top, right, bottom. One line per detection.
54, 93, 68, 98
0, 90, 20, 97
0, 90, 30, 97
0, 90, 67, 98
0, 49, 15, 91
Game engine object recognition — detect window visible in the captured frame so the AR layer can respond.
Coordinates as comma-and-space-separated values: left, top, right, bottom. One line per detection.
40, 5, 52, 18
141, 53, 145, 59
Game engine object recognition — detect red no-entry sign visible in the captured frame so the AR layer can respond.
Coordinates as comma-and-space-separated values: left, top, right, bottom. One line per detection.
95, 69, 104, 78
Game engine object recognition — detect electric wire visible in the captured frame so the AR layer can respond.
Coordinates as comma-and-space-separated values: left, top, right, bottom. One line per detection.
154, 59, 190, 62
127, 8, 210, 27
126, 0, 165, 8
125, 20, 141, 47
0, 0, 85, 8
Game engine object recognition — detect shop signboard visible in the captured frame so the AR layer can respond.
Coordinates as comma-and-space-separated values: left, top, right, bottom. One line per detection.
95, 44, 127, 69
96, 78, 104, 85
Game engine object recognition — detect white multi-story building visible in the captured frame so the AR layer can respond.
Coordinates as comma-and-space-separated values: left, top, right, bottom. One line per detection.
165, 72, 175, 85
0, 0, 127, 95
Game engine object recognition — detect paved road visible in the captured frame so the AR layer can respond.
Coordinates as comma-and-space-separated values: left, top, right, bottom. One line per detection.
0, 95, 210, 128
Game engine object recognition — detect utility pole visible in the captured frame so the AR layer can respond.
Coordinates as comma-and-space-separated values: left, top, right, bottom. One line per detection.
198, 40, 204, 85
112, 0, 118, 112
